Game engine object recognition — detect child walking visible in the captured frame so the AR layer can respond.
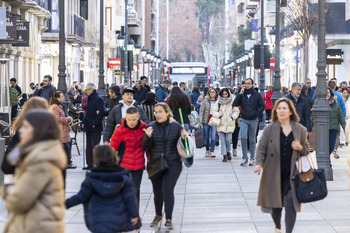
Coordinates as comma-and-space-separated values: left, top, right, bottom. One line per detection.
65, 145, 141, 233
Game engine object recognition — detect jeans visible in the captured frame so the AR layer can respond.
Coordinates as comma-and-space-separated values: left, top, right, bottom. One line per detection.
240, 118, 259, 160
202, 124, 217, 152
329, 129, 338, 166
130, 169, 143, 210
219, 132, 232, 156
232, 120, 240, 150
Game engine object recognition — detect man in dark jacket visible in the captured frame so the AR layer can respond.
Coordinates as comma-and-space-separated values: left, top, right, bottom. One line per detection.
140, 76, 151, 93
33, 75, 57, 103
284, 82, 312, 133
233, 78, 265, 166
133, 81, 147, 104
155, 80, 170, 102
103, 87, 148, 143
106, 85, 121, 111
82, 83, 106, 170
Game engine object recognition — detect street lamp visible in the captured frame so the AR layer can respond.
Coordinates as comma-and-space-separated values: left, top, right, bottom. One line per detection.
294, 30, 301, 82
244, 52, 249, 79
98, 0, 106, 99
135, 43, 141, 80
141, 46, 147, 76
312, 0, 332, 180
117, 33, 125, 84
127, 39, 134, 85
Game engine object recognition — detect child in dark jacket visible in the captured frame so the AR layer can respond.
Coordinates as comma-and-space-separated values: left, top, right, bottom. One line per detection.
65, 145, 141, 233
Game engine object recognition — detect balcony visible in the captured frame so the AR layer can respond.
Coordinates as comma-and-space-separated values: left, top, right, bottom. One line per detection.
26, 0, 48, 10
67, 15, 85, 44
127, 6, 140, 27
21, 0, 50, 18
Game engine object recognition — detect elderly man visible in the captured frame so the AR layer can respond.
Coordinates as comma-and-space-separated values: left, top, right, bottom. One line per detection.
82, 83, 106, 170
33, 75, 57, 103
103, 87, 148, 143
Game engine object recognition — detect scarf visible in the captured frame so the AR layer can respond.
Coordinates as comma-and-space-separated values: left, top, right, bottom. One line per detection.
218, 94, 232, 105
244, 87, 254, 94
328, 96, 335, 105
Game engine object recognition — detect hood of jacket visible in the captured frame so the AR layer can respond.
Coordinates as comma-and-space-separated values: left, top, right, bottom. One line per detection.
86, 169, 130, 198
21, 140, 67, 170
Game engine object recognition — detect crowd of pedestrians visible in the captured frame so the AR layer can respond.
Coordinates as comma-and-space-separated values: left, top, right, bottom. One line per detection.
2, 73, 350, 233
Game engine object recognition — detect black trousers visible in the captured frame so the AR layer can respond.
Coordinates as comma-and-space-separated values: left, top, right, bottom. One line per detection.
150, 160, 182, 220
86, 131, 101, 167
11, 105, 18, 122
232, 120, 240, 150
130, 169, 143, 209
63, 142, 72, 164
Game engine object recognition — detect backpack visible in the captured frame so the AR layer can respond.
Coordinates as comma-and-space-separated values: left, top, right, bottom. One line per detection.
189, 111, 199, 128
9, 87, 18, 107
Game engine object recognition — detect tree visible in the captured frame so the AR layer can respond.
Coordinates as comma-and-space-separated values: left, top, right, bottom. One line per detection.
231, 21, 252, 58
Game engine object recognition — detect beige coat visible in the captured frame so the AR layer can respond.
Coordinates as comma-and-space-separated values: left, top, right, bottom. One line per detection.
255, 121, 309, 212
211, 96, 240, 133
2, 140, 67, 233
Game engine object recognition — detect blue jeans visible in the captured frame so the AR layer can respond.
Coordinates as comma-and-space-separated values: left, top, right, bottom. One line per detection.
219, 132, 232, 156
184, 123, 190, 132
329, 129, 338, 166
240, 118, 259, 160
203, 124, 217, 152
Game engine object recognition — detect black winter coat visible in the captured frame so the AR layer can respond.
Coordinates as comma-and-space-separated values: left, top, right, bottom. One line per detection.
65, 165, 140, 233
142, 120, 182, 163
284, 93, 312, 132
167, 100, 192, 124
32, 84, 57, 103
103, 102, 149, 142
1, 131, 19, 174
82, 91, 105, 132
233, 89, 265, 120
133, 86, 148, 104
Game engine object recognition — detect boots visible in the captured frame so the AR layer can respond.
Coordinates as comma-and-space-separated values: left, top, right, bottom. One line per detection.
222, 155, 227, 162
227, 152, 232, 161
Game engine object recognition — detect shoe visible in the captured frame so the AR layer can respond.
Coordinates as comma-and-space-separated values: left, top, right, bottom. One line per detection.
209, 152, 216, 158
216, 141, 220, 146
222, 155, 227, 162
333, 150, 340, 159
232, 149, 237, 156
240, 159, 248, 166
165, 219, 174, 230
227, 152, 232, 161
67, 163, 77, 169
150, 215, 163, 228
249, 159, 255, 166
205, 150, 210, 157
274, 228, 282, 233
339, 143, 345, 148
82, 166, 92, 170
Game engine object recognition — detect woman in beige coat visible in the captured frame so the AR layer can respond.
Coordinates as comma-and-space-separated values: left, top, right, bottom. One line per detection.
254, 98, 309, 233
0, 110, 67, 233
211, 88, 240, 162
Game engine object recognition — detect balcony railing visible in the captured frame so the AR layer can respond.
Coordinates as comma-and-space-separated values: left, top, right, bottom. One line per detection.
74, 15, 85, 39
26, 0, 49, 10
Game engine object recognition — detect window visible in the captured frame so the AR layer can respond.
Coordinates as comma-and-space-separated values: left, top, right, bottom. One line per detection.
238, 3, 244, 13
80, 0, 88, 20
46, 0, 59, 32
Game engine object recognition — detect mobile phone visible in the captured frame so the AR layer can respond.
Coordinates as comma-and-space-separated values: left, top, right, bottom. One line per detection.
40, 82, 44, 87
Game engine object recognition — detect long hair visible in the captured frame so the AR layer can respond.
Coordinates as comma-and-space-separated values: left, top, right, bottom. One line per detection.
13, 97, 49, 131
141, 92, 157, 105
192, 86, 200, 94
154, 102, 173, 118
207, 87, 218, 100
219, 88, 231, 97
271, 98, 300, 123
18, 110, 60, 164
167, 86, 190, 110
203, 87, 209, 97
50, 91, 63, 106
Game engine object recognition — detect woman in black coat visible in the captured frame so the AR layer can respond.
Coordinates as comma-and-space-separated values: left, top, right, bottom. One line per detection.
166, 86, 191, 131
142, 102, 187, 231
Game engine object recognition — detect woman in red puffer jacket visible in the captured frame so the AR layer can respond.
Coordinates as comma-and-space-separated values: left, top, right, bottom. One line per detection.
110, 107, 147, 207
263, 85, 274, 122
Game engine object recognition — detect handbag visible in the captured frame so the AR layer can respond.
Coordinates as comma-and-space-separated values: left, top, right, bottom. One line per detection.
293, 152, 328, 203
208, 117, 220, 126
194, 127, 204, 148
146, 125, 170, 179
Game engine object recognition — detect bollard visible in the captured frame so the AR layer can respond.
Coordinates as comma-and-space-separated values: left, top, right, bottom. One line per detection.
0, 138, 4, 186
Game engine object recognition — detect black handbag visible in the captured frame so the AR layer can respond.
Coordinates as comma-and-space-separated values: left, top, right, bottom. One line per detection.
194, 127, 204, 148
293, 169, 328, 203
146, 125, 170, 179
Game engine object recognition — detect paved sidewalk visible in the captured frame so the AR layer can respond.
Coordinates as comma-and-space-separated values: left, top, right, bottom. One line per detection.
1, 131, 350, 233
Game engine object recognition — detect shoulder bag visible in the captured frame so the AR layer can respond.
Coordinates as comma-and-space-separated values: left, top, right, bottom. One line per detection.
293, 151, 328, 203
147, 125, 170, 179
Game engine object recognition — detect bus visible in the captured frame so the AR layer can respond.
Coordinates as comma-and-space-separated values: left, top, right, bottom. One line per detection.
166, 62, 210, 92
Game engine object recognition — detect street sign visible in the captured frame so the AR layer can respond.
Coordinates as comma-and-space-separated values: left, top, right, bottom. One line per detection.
13, 21, 29, 47
326, 49, 343, 65
0, 8, 6, 39
270, 57, 275, 71
251, 19, 259, 32
0, 16, 17, 43
108, 58, 121, 70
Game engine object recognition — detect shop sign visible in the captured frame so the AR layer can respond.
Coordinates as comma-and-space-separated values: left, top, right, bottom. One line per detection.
326, 49, 343, 65
0, 16, 17, 44
251, 19, 259, 32
0, 8, 6, 39
13, 21, 29, 47
108, 58, 121, 70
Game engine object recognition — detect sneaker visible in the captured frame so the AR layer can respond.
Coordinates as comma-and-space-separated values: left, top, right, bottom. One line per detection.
227, 152, 232, 161
165, 219, 174, 230
82, 166, 93, 170
333, 150, 340, 159
240, 159, 248, 166
209, 152, 216, 158
150, 215, 163, 228
232, 149, 237, 156
222, 155, 228, 162
205, 150, 210, 157
216, 141, 220, 146
274, 228, 282, 233
249, 159, 255, 166
67, 163, 77, 169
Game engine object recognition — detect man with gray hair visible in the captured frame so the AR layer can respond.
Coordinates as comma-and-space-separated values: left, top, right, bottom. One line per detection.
284, 82, 312, 132
81, 82, 106, 170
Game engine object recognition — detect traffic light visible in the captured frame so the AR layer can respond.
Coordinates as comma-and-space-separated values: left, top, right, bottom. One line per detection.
254, 45, 271, 69
120, 51, 134, 72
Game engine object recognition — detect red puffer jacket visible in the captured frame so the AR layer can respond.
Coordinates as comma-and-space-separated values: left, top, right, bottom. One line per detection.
110, 119, 147, 170
263, 91, 274, 110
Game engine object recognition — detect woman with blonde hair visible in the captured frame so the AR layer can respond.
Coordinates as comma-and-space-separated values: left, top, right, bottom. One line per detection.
254, 98, 309, 233
1, 97, 49, 174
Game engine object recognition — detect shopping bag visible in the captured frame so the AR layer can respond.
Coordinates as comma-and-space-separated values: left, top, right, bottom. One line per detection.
194, 128, 204, 148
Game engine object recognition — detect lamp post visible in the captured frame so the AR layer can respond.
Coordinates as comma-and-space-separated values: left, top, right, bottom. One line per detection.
124, 0, 129, 86
259, 0, 265, 96
248, 49, 253, 81
271, 0, 283, 103
244, 52, 249, 79
141, 46, 147, 76
117, 33, 125, 84
127, 38, 134, 86
135, 43, 141, 80
98, 0, 106, 99
294, 30, 300, 83
58, 0, 69, 114
146, 50, 151, 79
312, 0, 332, 180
